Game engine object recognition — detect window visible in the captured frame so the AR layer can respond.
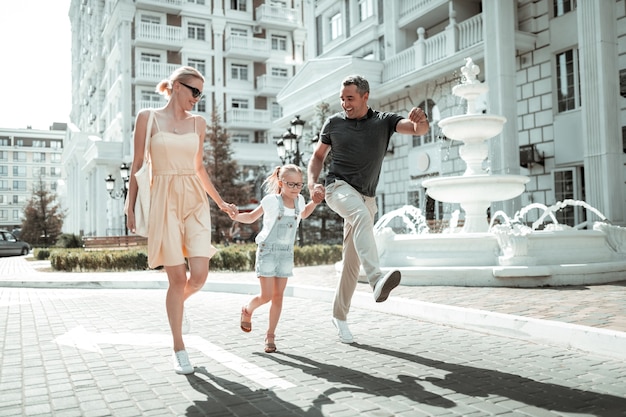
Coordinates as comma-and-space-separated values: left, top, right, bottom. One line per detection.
231, 63, 249, 80
12, 195, 18, 204
0, 180, 8, 190
141, 53, 160, 63
554, 0, 576, 17
141, 90, 162, 105
0, 138, 8, 146
230, 27, 247, 37
12, 210, 19, 221
16, 139, 24, 146
271, 35, 287, 51
0, 151, 6, 161
271, 101, 282, 120
553, 168, 586, 227
13, 166, 26, 177
188, 0, 205, 4
51, 153, 62, 163
33, 153, 46, 163
13, 180, 27, 191
359, 0, 374, 21
51, 167, 62, 177
330, 13, 342, 40
33, 140, 44, 148
141, 15, 160, 24
34, 167, 46, 177
50, 141, 62, 149
231, 0, 246, 12
13, 152, 26, 162
0, 166, 6, 176
271, 67, 288, 78
231, 98, 249, 109
556, 49, 581, 112
188, 22, 206, 40
231, 134, 250, 143
0, 210, 6, 220
188, 59, 206, 76
413, 99, 440, 147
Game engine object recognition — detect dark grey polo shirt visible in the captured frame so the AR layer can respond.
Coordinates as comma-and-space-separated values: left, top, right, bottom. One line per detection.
320, 108, 403, 197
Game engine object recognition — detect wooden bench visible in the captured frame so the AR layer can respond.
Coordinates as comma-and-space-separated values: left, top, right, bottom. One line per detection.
83, 235, 148, 250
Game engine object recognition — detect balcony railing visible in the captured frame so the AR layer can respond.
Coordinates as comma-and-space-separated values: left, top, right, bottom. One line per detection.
136, 61, 180, 82
255, 4, 299, 29
382, 14, 484, 82
224, 36, 270, 60
135, 22, 183, 46
225, 109, 271, 128
256, 75, 288, 96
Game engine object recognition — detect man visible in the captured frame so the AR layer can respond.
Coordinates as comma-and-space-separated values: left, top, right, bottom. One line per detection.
307, 75, 429, 343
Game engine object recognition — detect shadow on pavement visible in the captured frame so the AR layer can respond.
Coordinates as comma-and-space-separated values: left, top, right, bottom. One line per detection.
258, 351, 456, 409
351, 343, 626, 416
185, 366, 329, 417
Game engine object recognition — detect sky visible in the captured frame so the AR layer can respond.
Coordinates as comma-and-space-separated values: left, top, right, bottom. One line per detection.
0, 0, 72, 130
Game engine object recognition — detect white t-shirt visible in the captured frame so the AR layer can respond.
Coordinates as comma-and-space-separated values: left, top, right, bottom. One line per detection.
255, 194, 305, 243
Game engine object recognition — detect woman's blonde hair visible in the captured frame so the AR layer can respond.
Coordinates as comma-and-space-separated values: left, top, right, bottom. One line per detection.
263, 164, 303, 195
155, 66, 205, 98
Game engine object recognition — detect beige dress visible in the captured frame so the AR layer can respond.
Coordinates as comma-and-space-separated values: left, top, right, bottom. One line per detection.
147, 114, 217, 268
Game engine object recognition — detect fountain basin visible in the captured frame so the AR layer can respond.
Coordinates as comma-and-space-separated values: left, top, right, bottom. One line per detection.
373, 229, 626, 287
423, 175, 529, 233
438, 114, 506, 142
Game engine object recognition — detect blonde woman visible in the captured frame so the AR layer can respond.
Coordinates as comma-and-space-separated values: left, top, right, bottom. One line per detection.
126, 66, 237, 374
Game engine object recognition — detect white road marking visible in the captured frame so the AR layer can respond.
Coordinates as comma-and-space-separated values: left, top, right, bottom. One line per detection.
54, 326, 295, 390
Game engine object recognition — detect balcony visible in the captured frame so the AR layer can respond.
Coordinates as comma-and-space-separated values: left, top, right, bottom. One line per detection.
225, 109, 272, 130
134, 0, 183, 13
254, 4, 299, 30
134, 22, 183, 49
224, 36, 270, 60
135, 61, 181, 84
256, 75, 288, 97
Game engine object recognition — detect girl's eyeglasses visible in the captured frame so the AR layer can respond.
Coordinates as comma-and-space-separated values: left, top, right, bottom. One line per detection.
179, 81, 204, 99
282, 181, 304, 189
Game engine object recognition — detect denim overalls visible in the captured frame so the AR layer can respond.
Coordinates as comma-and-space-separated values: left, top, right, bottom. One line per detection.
255, 195, 300, 278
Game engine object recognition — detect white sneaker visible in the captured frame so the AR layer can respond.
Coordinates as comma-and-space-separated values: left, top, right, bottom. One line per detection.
332, 318, 354, 344
182, 309, 191, 335
373, 270, 401, 303
172, 350, 194, 375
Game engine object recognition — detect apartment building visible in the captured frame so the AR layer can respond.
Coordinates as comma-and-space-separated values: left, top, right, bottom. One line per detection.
277, 0, 626, 228
65, 0, 305, 236
0, 125, 66, 232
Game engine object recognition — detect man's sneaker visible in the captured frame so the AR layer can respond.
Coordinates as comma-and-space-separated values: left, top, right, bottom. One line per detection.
182, 309, 191, 334
373, 270, 401, 302
332, 318, 354, 344
172, 350, 194, 375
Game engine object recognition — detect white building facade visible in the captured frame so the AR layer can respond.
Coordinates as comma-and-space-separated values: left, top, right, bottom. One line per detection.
66, 0, 626, 237
65, 0, 304, 236
0, 125, 66, 232
277, 0, 626, 228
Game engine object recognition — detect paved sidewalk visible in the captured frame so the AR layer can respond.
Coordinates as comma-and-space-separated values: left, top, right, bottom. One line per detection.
1, 255, 625, 417
1, 255, 625, 359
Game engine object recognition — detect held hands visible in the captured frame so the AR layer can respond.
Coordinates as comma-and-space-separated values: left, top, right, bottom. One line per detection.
220, 202, 238, 219
309, 183, 325, 204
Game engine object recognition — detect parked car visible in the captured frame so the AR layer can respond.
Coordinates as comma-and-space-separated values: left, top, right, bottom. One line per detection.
0, 230, 31, 256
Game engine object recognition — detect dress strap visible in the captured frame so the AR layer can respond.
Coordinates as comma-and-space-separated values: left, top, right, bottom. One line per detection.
276, 194, 285, 220
152, 112, 161, 133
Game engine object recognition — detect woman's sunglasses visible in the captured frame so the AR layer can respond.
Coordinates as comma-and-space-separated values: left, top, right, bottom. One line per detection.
179, 81, 204, 99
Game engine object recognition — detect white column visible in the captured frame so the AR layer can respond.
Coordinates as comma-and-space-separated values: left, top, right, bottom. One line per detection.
578, 0, 625, 225
482, 0, 521, 217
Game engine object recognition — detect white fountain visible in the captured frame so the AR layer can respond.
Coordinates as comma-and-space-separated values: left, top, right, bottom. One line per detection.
371, 58, 626, 287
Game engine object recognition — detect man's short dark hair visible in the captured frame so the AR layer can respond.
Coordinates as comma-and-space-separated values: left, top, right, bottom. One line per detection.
342, 75, 369, 95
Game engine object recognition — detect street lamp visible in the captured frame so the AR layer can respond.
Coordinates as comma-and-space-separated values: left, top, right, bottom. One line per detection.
105, 162, 130, 235
276, 115, 306, 166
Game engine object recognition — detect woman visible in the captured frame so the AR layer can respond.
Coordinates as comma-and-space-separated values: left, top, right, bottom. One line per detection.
126, 66, 237, 375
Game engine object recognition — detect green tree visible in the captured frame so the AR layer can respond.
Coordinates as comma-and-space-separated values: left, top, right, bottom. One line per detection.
302, 101, 344, 244
21, 178, 66, 246
203, 109, 251, 243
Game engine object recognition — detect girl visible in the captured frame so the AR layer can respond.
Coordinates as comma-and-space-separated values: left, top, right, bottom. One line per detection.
231, 164, 322, 352
126, 66, 237, 375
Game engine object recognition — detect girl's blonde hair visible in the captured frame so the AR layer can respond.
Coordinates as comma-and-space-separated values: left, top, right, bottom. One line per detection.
263, 164, 303, 195
155, 66, 205, 98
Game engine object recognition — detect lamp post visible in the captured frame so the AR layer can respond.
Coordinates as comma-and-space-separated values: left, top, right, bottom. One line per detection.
105, 162, 130, 235
276, 115, 306, 166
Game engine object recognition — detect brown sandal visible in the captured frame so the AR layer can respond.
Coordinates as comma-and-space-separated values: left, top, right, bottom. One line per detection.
240, 306, 252, 333
264, 334, 277, 353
